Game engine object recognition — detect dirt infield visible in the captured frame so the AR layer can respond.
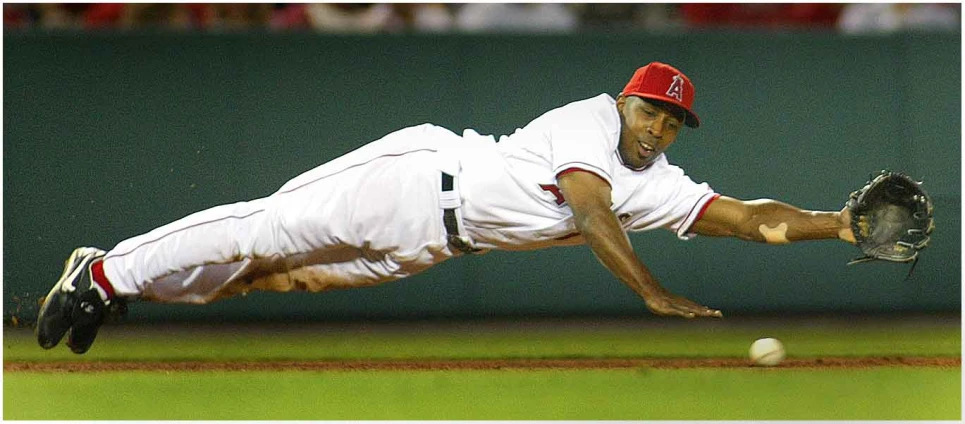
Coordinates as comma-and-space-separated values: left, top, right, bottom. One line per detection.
5, 356, 959, 373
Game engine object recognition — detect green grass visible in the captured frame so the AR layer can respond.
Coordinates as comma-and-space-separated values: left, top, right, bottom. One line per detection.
3, 317, 961, 420
5, 368, 959, 420
4, 319, 960, 361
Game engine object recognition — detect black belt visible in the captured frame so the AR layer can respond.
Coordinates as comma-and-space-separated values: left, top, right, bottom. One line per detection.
442, 172, 481, 254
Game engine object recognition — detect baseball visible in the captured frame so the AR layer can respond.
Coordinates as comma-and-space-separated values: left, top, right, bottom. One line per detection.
749, 337, 785, 366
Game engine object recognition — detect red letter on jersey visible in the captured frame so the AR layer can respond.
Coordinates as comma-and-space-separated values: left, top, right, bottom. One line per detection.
539, 184, 566, 206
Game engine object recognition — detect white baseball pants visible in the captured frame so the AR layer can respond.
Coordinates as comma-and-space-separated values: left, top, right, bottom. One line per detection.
101, 124, 465, 304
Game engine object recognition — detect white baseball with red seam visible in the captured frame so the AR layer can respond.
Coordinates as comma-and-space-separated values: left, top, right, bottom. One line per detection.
749, 337, 785, 366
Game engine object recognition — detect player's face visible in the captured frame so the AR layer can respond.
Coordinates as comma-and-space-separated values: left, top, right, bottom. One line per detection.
616, 96, 683, 169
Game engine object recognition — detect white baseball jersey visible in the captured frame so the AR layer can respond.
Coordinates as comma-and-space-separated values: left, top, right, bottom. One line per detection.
101, 94, 717, 304
456, 93, 718, 251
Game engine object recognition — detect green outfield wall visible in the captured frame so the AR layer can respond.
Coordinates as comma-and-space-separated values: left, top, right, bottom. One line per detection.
4, 32, 960, 322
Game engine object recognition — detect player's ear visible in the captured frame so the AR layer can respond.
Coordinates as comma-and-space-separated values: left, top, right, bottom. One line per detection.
615, 94, 627, 113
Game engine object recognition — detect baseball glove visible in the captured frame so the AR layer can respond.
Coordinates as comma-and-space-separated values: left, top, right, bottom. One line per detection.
845, 171, 934, 271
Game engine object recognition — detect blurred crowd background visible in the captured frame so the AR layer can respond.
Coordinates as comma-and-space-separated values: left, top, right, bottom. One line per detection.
3, 3, 961, 34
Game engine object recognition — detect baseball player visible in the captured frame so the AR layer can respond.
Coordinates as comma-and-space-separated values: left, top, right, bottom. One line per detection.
37, 62, 858, 354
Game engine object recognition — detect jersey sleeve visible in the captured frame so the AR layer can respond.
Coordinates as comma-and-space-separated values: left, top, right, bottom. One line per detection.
659, 168, 719, 240
673, 191, 720, 240
547, 104, 616, 186
621, 161, 719, 240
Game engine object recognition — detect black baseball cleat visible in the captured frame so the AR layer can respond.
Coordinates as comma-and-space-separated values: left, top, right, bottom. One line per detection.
36, 247, 113, 354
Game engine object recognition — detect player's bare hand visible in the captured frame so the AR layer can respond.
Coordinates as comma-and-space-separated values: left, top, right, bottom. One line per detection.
644, 288, 722, 319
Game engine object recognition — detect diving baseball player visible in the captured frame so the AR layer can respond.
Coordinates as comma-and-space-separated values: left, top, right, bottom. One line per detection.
38, 62, 862, 354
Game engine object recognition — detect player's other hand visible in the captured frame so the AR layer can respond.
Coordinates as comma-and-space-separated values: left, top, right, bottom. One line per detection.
644, 288, 723, 319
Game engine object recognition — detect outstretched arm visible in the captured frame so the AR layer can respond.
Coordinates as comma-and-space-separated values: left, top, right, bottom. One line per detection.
558, 170, 722, 319
691, 195, 856, 244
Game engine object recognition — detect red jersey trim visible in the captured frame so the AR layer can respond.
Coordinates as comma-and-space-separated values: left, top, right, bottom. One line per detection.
694, 193, 721, 222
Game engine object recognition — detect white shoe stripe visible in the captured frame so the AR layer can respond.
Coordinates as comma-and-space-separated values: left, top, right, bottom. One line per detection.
58, 247, 105, 293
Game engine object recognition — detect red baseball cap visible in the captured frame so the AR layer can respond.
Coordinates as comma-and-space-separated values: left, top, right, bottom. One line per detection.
621, 62, 700, 128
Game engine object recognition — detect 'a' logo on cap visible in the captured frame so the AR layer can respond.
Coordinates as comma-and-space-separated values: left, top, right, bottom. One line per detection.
666, 74, 684, 102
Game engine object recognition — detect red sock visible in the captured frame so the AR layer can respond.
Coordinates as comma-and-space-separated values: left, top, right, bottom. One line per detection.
90, 259, 115, 300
